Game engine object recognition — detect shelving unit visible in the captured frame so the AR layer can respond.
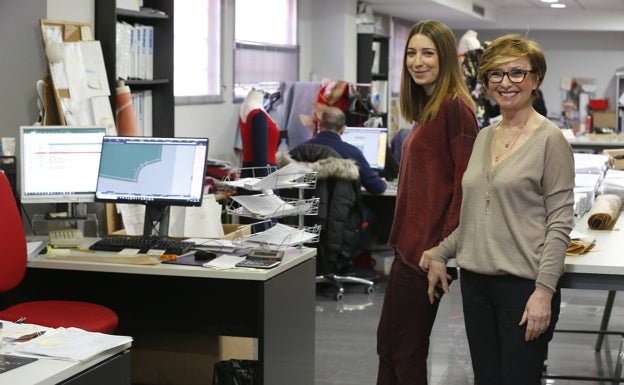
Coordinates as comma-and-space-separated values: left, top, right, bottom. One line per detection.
221, 165, 321, 250
94, 0, 174, 137
356, 33, 389, 127
616, 68, 624, 133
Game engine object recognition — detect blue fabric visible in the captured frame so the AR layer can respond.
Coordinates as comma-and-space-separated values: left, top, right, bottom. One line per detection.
303, 131, 387, 194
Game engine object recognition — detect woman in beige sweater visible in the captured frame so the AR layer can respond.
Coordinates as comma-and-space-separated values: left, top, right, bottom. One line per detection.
421, 34, 575, 385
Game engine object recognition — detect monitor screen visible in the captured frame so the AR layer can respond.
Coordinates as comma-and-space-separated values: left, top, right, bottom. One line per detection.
342, 127, 388, 170
95, 136, 208, 207
20, 126, 107, 204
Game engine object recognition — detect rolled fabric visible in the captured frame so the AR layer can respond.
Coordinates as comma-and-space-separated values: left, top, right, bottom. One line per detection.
587, 194, 622, 230
115, 80, 139, 136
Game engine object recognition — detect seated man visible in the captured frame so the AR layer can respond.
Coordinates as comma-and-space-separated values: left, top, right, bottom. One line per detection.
304, 106, 387, 195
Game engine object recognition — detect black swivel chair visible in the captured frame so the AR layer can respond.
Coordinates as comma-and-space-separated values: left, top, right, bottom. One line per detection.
278, 143, 375, 300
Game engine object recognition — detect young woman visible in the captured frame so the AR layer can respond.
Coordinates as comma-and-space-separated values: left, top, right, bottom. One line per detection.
376, 20, 479, 385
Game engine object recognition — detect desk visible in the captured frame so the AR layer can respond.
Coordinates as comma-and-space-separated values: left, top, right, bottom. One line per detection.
20, 243, 316, 385
568, 134, 624, 152
542, 212, 624, 383
0, 342, 131, 385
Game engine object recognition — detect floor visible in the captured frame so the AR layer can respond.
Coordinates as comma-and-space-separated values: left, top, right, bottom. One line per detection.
314, 270, 624, 385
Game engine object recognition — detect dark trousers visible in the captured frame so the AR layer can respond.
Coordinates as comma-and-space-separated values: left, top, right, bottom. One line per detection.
460, 269, 560, 385
376, 257, 446, 385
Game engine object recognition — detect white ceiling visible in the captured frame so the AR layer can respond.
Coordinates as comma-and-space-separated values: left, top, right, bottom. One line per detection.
364, 0, 624, 31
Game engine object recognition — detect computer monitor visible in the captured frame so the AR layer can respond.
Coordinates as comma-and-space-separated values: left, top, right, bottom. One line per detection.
342, 127, 388, 170
20, 125, 107, 206
95, 136, 209, 237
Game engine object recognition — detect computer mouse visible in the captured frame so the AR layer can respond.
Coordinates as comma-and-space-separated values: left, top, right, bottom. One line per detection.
194, 250, 216, 261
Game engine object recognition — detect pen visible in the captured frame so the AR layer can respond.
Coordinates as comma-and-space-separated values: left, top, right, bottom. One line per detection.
15, 317, 26, 324
70, 248, 96, 253
13, 331, 46, 343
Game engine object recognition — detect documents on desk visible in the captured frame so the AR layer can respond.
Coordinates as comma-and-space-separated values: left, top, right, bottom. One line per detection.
1, 321, 131, 362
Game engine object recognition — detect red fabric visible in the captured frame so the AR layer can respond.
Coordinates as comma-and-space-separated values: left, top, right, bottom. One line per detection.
0, 301, 119, 333
0, 173, 27, 292
387, 96, 479, 271
239, 108, 279, 165
316, 81, 350, 113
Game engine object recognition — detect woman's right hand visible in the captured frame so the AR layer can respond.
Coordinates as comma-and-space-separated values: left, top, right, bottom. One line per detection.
426, 260, 451, 304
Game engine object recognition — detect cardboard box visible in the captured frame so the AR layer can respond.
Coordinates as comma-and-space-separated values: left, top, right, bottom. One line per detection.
131, 333, 255, 385
592, 110, 617, 129
604, 149, 624, 170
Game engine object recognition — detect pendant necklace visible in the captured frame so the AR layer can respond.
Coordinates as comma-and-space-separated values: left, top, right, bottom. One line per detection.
484, 161, 492, 215
493, 123, 523, 163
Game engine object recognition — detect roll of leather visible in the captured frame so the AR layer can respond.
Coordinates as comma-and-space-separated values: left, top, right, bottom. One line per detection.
115, 80, 139, 136
587, 194, 622, 230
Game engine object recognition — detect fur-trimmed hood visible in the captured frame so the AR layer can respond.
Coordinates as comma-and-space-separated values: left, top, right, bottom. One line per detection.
276, 143, 359, 181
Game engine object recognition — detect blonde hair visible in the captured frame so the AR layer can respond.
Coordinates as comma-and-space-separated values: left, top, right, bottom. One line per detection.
399, 20, 474, 125
478, 34, 546, 98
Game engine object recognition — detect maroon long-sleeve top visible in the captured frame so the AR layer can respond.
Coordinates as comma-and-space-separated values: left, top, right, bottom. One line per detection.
388, 95, 479, 271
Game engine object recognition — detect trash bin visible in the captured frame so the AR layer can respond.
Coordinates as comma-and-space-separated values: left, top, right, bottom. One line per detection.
212, 359, 258, 385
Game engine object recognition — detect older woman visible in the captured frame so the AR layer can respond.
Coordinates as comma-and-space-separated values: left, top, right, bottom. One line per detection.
422, 34, 575, 385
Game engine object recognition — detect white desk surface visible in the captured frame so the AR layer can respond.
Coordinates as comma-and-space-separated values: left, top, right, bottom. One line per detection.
28, 239, 316, 281
567, 134, 624, 145
0, 341, 130, 385
564, 212, 624, 275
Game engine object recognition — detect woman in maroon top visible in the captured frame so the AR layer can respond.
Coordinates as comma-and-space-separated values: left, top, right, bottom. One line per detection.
376, 20, 479, 385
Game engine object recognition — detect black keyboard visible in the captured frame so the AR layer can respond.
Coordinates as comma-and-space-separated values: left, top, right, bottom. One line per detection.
89, 236, 195, 255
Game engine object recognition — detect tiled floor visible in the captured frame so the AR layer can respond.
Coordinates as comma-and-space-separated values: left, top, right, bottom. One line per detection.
315, 273, 624, 385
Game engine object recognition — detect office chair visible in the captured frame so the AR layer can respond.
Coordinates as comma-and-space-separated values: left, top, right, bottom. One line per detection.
280, 144, 375, 301
0, 173, 118, 333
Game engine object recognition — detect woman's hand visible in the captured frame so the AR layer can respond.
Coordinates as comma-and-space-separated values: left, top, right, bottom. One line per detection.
519, 287, 553, 341
426, 260, 451, 304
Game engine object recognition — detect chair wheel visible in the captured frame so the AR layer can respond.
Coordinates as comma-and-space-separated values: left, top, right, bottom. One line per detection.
335, 292, 344, 301
365, 285, 374, 295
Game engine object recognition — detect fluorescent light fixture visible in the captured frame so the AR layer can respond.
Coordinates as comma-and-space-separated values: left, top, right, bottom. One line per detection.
551, 3, 566, 8
540, 0, 558, 3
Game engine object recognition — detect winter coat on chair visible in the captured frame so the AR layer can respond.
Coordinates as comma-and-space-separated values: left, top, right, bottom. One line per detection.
277, 144, 363, 276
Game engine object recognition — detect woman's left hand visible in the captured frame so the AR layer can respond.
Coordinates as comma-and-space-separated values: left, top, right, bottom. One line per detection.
519, 287, 553, 341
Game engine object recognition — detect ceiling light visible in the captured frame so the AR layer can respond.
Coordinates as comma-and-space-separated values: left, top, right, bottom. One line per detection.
550, 3, 566, 8
540, 0, 558, 3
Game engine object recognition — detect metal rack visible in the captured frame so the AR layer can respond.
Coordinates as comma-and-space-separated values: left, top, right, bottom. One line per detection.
220, 165, 321, 250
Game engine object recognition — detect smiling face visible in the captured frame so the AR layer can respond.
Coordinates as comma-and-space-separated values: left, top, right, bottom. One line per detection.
486, 56, 538, 113
405, 34, 440, 96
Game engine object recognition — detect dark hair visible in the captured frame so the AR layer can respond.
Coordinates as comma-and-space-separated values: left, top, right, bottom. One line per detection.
399, 20, 474, 124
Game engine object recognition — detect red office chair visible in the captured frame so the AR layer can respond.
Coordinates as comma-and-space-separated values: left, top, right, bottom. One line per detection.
0, 173, 118, 333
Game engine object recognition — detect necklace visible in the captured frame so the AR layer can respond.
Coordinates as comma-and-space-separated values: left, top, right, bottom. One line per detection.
483, 161, 492, 215
493, 123, 523, 163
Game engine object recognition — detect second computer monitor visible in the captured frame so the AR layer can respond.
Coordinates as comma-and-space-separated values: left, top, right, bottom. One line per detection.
20, 125, 107, 204
342, 126, 388, 170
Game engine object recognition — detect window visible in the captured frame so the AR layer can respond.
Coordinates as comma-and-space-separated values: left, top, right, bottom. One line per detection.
234, 0, 298, 100
174, 0, 222, 103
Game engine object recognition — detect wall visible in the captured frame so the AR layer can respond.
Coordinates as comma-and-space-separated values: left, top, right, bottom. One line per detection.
175, 0, 358, 165
474, 30, 624, 118
1, 2, 623, 186
0, 1, 47, 138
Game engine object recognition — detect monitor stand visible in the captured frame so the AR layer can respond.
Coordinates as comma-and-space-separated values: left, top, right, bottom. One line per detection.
143, 203, 170, 237
44, 203, 88, 220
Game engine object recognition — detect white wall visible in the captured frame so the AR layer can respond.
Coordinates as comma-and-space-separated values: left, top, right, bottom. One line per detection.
475, 30, 624, 118
175, 0, 359, 165
31, 1, 624, 164
47, 0, 92, 24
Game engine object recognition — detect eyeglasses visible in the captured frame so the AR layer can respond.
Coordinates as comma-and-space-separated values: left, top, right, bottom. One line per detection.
486, 69, 535, 84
